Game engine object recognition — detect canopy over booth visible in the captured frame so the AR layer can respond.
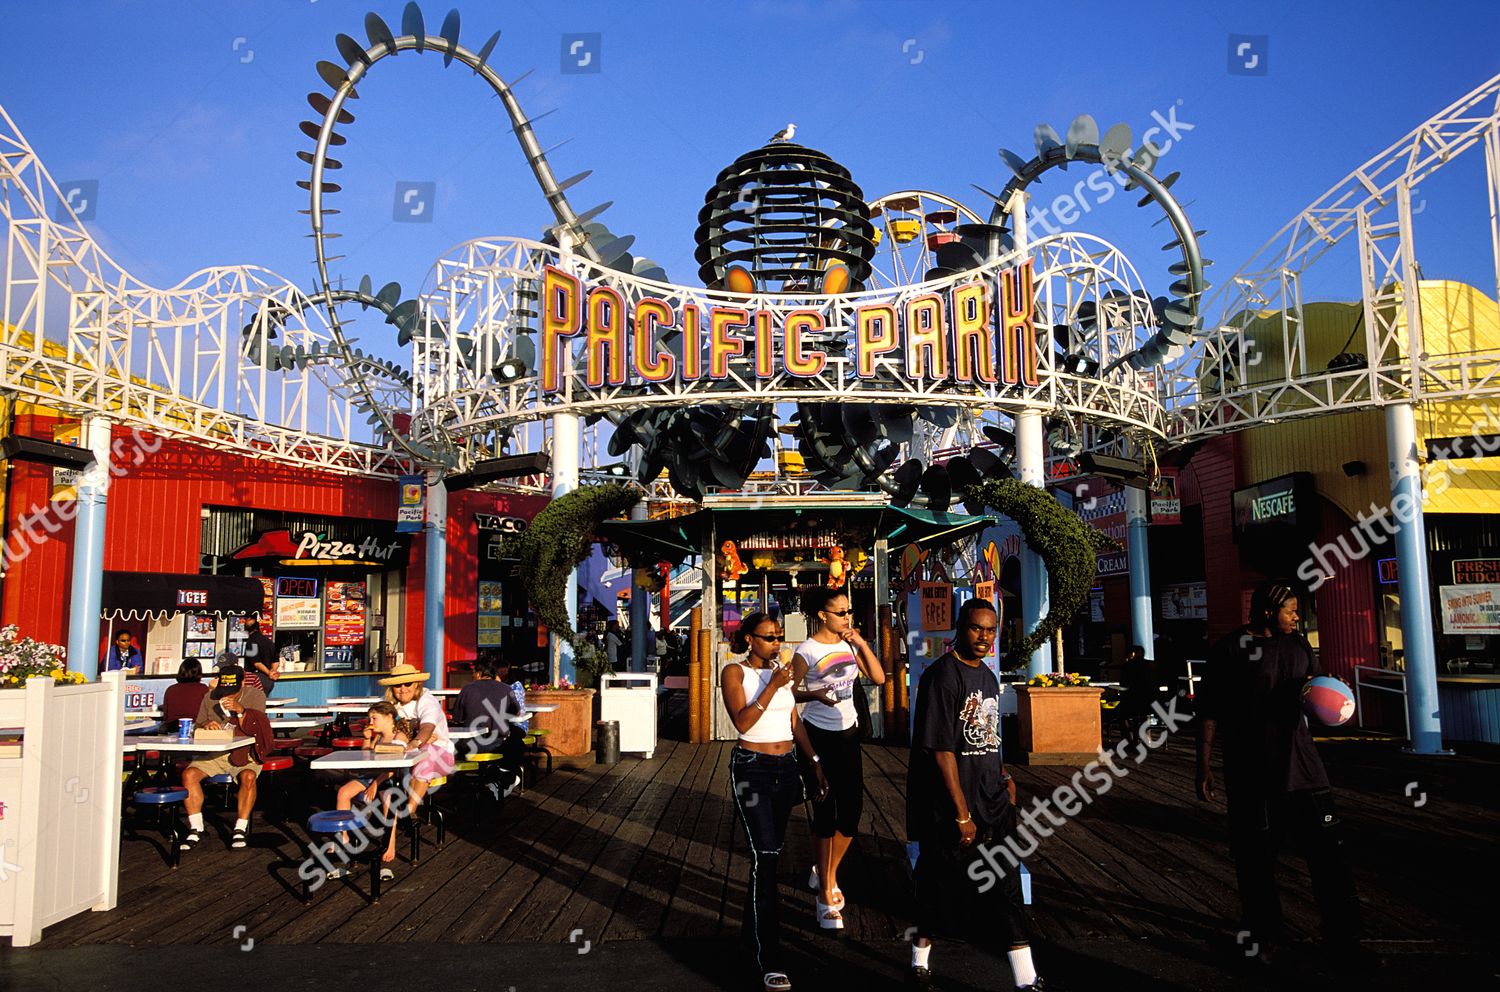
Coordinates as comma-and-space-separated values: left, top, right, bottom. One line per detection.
597, 503, 997, 566
100, 571, 264, 623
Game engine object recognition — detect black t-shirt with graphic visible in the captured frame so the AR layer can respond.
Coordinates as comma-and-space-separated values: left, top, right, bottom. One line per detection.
907, 652, 1008, 841
1199, 625, 1330, 794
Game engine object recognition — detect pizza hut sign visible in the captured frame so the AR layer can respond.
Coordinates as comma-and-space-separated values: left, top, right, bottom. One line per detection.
296, 531, 403, 563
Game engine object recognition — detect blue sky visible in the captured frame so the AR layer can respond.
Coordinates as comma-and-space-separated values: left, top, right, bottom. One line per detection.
2, 0, 1497, 357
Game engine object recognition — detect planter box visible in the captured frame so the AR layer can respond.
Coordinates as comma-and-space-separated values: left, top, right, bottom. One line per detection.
526, 689, 596, 760
1, 674, 125, 946
1015, 686, 1104, 765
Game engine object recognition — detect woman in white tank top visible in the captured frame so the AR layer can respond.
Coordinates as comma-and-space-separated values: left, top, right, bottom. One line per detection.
721, 611, 828, 992
790, 586, 885, 930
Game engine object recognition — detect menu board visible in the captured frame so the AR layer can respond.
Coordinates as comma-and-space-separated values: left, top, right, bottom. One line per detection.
477, 580, 504, 647
325, 580, 367, 646
257, 577, 275, 636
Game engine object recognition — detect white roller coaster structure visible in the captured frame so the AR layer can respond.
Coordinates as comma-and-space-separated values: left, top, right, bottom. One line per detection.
2, 16, 1497, 494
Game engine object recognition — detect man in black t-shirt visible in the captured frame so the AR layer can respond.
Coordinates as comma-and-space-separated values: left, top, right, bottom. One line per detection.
1197, 580, 1362, 962
906, 599, 1042, 991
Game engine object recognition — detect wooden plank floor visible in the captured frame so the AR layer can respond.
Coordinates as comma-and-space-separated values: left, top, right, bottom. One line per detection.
33, 734, 1500, 950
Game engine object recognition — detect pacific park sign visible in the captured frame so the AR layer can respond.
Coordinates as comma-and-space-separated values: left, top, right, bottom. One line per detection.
538, 262, 1042, 392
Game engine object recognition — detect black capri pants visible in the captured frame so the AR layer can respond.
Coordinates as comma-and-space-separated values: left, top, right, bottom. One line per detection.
804, 722, 863, 837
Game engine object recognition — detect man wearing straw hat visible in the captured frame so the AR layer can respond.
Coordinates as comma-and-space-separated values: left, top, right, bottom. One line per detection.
377, 664, 454, 868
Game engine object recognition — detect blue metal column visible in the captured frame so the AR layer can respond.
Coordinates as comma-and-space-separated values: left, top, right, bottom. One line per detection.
423, 475, 448, 682
1386, 402, 1447, 754
1015, 410, 1052, 677
1125, 486, 1155, 660
67, 417, 112, 679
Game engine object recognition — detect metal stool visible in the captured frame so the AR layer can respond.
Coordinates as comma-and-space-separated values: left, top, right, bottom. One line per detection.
305, 809, 386, 902
130, 787, 189, 868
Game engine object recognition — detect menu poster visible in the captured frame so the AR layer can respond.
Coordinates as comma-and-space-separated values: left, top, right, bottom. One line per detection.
276, 597, 323, 629
257, 577, 275, 637
186, 615, 215, 638
325, 580, 367, 646
477, 580, 504, 647
1439, 584, 1500, 635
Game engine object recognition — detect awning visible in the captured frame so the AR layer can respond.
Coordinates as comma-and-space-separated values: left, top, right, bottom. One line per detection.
101, 572, 265, 622
597, 503, 995, 565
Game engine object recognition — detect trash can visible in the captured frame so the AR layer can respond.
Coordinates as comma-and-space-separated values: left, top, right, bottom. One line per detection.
596, 720, 620, 765
599, 673, 658, 759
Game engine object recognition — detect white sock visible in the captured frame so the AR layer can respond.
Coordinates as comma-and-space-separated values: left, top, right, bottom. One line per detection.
1008, 946, 1037, 987
234, 817, 250, 832
188, 813, 204, 831
911, 943, 932, 968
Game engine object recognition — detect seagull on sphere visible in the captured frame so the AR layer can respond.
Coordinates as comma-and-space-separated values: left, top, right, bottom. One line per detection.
768, 123, 797, 143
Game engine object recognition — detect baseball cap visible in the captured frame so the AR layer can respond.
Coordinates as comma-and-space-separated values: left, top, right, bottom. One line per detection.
211, 664, 245, 699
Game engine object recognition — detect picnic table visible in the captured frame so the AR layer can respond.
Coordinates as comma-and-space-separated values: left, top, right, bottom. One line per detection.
308, 748, 424, 900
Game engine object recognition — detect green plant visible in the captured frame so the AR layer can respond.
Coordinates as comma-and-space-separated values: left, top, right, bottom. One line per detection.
515, 483, 642, 687
961, 479, 1120, 667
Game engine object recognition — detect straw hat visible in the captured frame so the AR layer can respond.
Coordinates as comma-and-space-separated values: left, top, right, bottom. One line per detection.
377, 663, 430, 687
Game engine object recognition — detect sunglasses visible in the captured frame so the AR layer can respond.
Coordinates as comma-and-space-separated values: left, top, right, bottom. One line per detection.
822, 609, 854, 617
751, 633, 784, 642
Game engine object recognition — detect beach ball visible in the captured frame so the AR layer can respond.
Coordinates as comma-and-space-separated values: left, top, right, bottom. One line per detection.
1301, 676, 1356, 726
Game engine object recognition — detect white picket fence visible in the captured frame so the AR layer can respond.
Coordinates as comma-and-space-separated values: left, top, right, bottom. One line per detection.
0, 671, 124, 946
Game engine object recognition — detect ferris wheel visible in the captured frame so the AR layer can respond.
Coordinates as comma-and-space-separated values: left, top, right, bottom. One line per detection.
865, 190, 987, 288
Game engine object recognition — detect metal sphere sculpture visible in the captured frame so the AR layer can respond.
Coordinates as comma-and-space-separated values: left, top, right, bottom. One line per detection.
693, 141, 877, 293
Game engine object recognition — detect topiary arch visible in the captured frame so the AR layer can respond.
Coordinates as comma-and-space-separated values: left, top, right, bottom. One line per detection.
961, 479, 1120, 667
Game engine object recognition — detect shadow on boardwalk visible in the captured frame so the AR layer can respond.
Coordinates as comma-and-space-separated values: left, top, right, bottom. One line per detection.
2, 736, 1496, 991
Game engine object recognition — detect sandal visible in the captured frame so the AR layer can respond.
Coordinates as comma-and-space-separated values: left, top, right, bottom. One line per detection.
178, 830, 201, 851
815, 900, 844, 930
326, 867, 351, 880
231, 828, 248, 849
762, 972, 792, 991
379, 867, 394, 882
807, 868, 843, 908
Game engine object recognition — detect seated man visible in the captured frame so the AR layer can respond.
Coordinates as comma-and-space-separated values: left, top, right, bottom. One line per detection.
180, 664, 274, 851
451, 655, 524, 796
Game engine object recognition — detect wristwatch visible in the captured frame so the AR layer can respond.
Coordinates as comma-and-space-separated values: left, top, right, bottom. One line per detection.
810, 754, 821, 763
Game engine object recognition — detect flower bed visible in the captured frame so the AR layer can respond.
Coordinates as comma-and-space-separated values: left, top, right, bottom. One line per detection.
0, 625, 84, 687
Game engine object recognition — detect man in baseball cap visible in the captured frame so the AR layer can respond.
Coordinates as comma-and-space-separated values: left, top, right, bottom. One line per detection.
179, 661, 273, 852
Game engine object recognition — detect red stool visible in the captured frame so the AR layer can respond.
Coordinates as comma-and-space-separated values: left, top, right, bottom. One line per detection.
257, 755, 295, 823
295, 745, 333, 761
332, 737, 364, 749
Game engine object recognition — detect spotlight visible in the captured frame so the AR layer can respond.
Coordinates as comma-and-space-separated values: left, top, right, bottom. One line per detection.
600, 463, 630, 478
1059, 353, 1100, 377
492, 357, 527, 383
445, 452, 551, 491
1078, 452, 1148, 488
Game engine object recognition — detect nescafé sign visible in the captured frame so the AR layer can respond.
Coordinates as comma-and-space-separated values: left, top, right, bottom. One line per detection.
538, 263, 1041, 392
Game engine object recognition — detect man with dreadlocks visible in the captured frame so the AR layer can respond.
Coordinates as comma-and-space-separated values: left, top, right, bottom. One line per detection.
1196, 579, 1363, 966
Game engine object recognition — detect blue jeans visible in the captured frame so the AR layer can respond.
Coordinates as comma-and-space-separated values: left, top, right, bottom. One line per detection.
729, 745, 803, 974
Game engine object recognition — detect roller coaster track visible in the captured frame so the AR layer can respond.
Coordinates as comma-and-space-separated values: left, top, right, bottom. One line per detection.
1165, 71, 1500, 437
2, 13, 1497, 487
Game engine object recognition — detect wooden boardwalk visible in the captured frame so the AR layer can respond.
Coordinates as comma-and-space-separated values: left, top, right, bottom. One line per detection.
31, 733, 1500, 955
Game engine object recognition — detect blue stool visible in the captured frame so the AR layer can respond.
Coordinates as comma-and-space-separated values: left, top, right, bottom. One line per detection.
131, 787, 189, 868
305, 809, 387, 903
